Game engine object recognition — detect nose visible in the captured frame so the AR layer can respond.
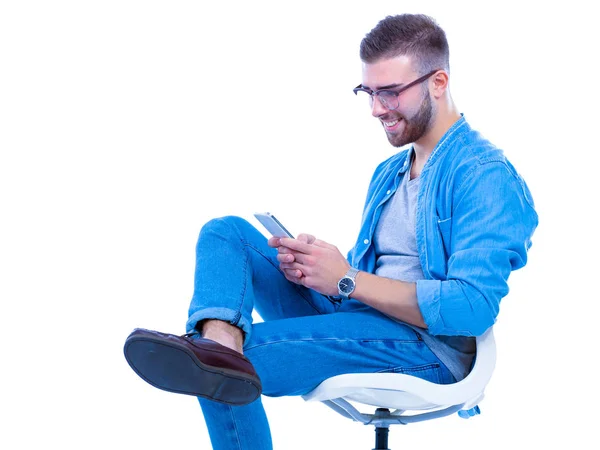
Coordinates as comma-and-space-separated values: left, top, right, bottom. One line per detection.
370, 95, 389, 118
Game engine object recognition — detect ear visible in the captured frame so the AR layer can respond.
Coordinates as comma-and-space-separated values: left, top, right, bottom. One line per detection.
430, 70, 450, 99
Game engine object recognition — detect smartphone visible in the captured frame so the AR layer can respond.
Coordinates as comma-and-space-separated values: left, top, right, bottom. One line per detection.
254, 212, 295, 238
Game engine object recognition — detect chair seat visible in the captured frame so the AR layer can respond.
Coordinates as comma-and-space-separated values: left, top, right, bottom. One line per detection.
302, 328, 496, 412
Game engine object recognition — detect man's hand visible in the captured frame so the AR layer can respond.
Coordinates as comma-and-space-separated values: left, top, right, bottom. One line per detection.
268, 234, 349, 295
268, 233, 315, 283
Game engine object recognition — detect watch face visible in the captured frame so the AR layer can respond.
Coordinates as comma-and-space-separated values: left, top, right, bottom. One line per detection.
338, 277, 355, 294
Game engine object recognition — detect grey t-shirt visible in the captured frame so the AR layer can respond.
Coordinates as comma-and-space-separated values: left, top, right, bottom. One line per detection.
373, 162, 475, 381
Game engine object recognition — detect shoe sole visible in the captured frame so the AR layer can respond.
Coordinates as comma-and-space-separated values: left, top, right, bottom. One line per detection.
124, 336, 261, 406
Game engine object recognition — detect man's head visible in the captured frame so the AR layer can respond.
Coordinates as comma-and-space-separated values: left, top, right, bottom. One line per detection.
356, 14, 452, 148
360, 14, 449, 74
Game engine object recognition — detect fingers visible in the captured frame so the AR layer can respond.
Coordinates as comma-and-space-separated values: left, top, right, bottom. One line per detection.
280, 264, 304, 284
279, 260, 300, 271
267, 237, 281, 248
279, 237, 311, 253
297, 233, 316, 244
270, 235, 331, 250
278, 252, 315, 267
276, 252, 295, 263
270, 235, 314, 286
280, 237, 335, 253
313, 239, 336, 250
284, 268, 304, 282
269, 234, 316, 249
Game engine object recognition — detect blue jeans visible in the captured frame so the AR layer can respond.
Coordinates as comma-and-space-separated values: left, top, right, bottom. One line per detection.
186, 216, 455, 450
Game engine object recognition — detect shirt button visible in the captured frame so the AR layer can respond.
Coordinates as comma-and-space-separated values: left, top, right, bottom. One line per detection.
386, 190, 391, 195
363, 239, 369, 245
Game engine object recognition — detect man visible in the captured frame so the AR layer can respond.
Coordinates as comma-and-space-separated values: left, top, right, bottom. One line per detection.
124, 13, 538, 450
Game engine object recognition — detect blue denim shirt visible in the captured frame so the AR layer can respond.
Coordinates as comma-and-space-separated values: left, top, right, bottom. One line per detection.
348, 116, 538, 337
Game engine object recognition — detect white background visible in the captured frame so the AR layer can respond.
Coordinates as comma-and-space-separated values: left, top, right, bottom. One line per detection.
1, 1, 597, 448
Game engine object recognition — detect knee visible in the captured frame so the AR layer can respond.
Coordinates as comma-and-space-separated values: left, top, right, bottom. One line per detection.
199, 215, 261, 242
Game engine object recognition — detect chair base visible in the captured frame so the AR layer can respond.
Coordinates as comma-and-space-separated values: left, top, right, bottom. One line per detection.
322, 398, 467, 449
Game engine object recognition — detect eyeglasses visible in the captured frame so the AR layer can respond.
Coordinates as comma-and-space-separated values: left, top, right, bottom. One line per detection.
353, 69, 440, 110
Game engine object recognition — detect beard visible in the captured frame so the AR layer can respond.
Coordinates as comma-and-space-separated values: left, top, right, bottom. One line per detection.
385, 89, 434, 148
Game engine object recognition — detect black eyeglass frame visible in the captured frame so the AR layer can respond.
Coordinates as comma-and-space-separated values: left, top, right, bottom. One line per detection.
353, 69, 442, 110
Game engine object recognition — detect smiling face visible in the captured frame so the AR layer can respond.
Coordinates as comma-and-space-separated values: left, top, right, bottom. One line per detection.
361, 55, 436, 148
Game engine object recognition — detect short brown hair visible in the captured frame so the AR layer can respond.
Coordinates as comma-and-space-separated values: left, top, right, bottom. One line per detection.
359, 14, 450, 74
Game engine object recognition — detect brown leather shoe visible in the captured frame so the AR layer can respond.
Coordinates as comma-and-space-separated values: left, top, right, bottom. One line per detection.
123, 328, 262, 405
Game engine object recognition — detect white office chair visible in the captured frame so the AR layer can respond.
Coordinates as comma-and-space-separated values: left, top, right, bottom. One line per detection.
302, 327, 496, 449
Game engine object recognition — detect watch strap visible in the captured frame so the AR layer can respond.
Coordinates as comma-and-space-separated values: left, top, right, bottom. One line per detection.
345, 267, 359, 279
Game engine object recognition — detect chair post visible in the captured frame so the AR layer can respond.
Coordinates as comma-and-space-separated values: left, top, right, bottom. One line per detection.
373, 408, 391, 450
374, 426, 389, 449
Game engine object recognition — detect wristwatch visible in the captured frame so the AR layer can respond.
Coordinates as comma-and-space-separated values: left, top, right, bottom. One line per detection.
337, 267, 360, 299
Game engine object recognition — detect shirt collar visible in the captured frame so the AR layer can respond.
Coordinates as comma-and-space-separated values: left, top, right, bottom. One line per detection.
397, 114, 468, 174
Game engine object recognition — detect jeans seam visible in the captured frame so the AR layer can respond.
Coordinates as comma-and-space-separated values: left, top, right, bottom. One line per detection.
242, 240, 324, 315
226, 405, 242, 450
245, 337, 424, 351
234, 240, 249, 326
378, 362, 441, 373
